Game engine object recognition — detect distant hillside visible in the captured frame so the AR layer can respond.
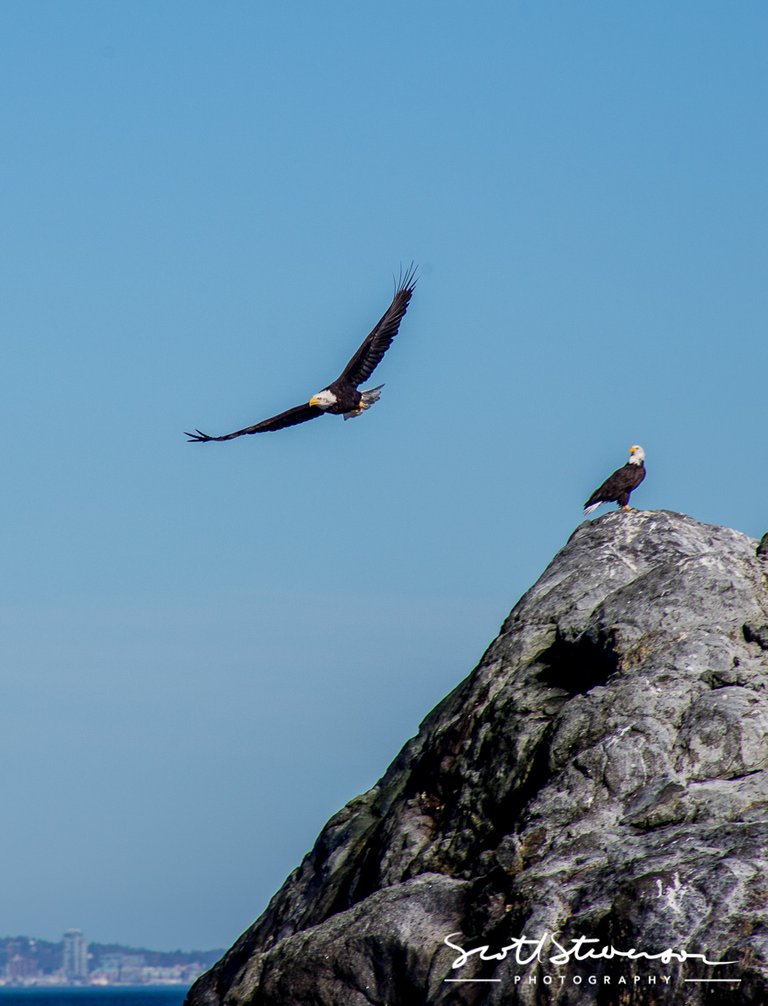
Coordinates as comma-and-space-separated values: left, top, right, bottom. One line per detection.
88, 942, 224, 968
1, 935, 223, 975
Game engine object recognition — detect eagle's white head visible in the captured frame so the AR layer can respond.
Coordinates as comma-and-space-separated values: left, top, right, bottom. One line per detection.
309, 389, 338, 410
629, 444, 646, 465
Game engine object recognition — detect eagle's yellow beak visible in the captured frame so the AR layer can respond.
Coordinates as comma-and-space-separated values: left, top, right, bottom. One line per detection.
309, 396, 319, 407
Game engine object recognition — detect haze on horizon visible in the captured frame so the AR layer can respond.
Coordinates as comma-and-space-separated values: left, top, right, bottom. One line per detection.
1, 1, 766, 951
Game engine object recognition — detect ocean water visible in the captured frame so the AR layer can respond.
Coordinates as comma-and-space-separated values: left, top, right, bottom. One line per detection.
0, 991, 187, 1006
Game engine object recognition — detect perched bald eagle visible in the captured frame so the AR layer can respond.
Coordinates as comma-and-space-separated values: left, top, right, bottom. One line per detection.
186, 266, 417, 442
584, 445, 646, 514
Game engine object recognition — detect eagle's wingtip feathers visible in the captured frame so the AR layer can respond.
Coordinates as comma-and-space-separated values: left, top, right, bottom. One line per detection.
394, 261, 418, 295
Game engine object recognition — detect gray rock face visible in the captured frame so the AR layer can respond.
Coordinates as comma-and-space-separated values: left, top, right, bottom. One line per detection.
187, 510, 768, 1005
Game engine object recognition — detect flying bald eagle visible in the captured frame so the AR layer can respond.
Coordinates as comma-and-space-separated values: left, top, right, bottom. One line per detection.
584, 445, 646, 514
186, 266, 417, 443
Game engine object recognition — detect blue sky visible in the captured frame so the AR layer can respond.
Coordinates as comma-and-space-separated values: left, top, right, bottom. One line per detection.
1, 1, 766, 952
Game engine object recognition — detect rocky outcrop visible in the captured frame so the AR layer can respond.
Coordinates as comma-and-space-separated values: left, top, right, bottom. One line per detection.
187, 510, 768, 1005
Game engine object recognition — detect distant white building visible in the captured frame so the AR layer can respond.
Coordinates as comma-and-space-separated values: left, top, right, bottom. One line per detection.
62, 930, 88, 981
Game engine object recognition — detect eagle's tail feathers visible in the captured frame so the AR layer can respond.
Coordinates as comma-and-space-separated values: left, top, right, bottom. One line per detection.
343, 385, 385, 420
361, 384, 384, 406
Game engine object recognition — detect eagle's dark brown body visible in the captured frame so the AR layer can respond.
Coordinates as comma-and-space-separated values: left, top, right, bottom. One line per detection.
322, 386, 365, 415
584, 449, 646, 512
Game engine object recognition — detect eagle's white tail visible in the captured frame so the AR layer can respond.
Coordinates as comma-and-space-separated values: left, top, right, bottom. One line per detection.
361, 384, 384, 407
343, 385, 384, 420
584, 502, 602, 515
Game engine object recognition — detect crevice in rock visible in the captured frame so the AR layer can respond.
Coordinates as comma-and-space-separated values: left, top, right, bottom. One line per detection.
479, 723, 558, 856
534, 628, 620, 695
743, 622, 768, 650
321, 822, 389, 919
722, 768, 763, 782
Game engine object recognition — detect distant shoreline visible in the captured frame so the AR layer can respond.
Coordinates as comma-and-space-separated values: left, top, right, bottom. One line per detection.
0, 989, 189, 994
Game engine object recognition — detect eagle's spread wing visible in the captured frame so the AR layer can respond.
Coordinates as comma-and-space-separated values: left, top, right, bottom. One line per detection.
335, 264, 417, 388
186, 402, 324, 442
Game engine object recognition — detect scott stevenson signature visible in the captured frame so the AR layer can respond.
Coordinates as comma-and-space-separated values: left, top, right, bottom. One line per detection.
444, 933, 738, 969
